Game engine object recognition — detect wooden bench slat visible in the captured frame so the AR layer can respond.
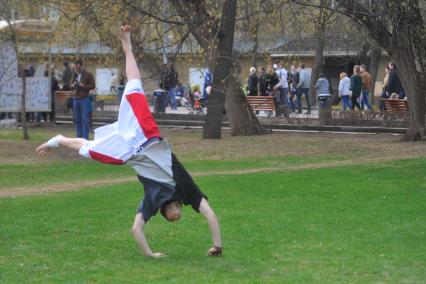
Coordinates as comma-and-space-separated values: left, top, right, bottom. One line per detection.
381, 99, 408, 113
246, 96, 276, 112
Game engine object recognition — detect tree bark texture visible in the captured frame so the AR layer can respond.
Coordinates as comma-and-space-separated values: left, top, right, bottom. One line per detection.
337, 0, 425, 140
310, 1, 326, 103
202, 0, 237, 139
7, 23, 29, 140
20, 76, 29, 140
368, 47, 381, 100
225, 76, 266, 135
172, 0, 266, 138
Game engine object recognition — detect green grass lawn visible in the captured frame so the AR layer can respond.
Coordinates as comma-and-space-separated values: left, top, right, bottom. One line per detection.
1, 158, 425, 283
0, 154, 349, 190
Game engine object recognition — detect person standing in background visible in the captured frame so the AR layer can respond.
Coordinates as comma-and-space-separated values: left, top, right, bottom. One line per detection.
350, 65, 362, 111
71, 60, 95, 139
387, 62, 405, 98
338, 72, 351, 111
247, 67, 258, 96
258, 67, 268, 97
359, 65, 373, 110
288, 65, 300, 113
203, 69, 212, 99
160, 62, 179, 110
273, 63, 289, 109
296, 64, 311, 114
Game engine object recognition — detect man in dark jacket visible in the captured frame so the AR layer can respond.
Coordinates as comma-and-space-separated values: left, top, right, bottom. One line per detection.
247, 67, 259, 96
387, 63, 404, 98
288, 65, 299, 112
160, 62, 179, 110
71, 60, 96, 139
258, 67, 268, 96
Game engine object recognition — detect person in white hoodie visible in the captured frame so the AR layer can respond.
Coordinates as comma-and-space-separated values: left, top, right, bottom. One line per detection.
338, 72, 352, 111
273, 63, 289, 113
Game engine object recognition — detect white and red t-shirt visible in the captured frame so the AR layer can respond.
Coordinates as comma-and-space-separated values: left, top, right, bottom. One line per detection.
79, 79, 160, 165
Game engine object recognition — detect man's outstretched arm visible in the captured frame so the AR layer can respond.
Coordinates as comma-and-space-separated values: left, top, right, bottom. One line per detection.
119, 25, 140, 81
198, 197, 223, 256
36, 135, 87, 155
132, 213, 165, 258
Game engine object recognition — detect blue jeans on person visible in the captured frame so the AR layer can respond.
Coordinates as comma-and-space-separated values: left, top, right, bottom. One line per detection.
168, 88, 177, 110
278, 88, 289, 107
73, 97, 91, 139
289, 88, 297, 112
296, 88, 311, 113
380, 90, 391, 111
341, 95, 351, 111
361, 90, 372, 110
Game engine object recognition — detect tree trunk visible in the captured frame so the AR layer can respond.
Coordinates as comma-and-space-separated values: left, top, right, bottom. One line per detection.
310, 2, 326, 103
394, 40, 426, 141
358, 43, 370, 67
251, 22, 260, 68
335, 0, 425, 141
171, 0, 266, 138
203, 0, 237, 139
225, 76, 266, 135
391, 2, 426, 141
310, 25, 325, 103
368, 47, 381, 104
20, 76, 29, 140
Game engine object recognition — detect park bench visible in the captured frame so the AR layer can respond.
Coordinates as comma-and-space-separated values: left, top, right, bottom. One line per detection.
246, 96, 276, 113
381, 98, 409, 119
94, 95, 119, 111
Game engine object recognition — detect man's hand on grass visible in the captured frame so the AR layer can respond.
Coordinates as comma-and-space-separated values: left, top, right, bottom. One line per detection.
36, 142, 51, 156
147, 252, 166, 258
207, 246, 222, 256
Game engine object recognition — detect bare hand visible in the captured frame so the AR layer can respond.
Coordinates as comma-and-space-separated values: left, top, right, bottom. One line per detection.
148, 252, 166, 258
36, 142, 51, 156
119, 24, 132, 44
207, 246, 222, 257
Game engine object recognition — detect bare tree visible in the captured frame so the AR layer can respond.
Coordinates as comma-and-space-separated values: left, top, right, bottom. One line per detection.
169, 0, 267, 138
335, 0, 426, 141
292, 0, 426, 141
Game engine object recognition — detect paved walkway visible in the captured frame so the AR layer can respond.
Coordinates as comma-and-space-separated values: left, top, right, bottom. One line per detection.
102, 104, 320, 119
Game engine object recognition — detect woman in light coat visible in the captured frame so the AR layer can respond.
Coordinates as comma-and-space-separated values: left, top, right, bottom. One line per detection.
338, 72, 351, 111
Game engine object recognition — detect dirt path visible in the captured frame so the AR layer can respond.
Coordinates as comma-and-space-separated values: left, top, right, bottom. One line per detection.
2, 153, 423, 198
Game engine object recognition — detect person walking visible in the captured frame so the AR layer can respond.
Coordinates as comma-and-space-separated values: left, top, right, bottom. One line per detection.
296, 64, 311, 114
273, 64, 289, 108
338, 72, 351, 111
160, 62, 179, 110
350, 65, 362, 111
288, 65, 299, 113
360, 64, 373, 110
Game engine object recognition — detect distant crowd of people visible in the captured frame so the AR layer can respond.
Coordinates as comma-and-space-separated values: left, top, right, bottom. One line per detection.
245, 61, 406, 115
246, 63, 324, 115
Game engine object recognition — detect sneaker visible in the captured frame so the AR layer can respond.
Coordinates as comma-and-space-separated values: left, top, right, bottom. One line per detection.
304, 111, 311, 114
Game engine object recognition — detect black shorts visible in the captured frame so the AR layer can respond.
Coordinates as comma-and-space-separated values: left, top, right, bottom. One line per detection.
171, 153, 207, 212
